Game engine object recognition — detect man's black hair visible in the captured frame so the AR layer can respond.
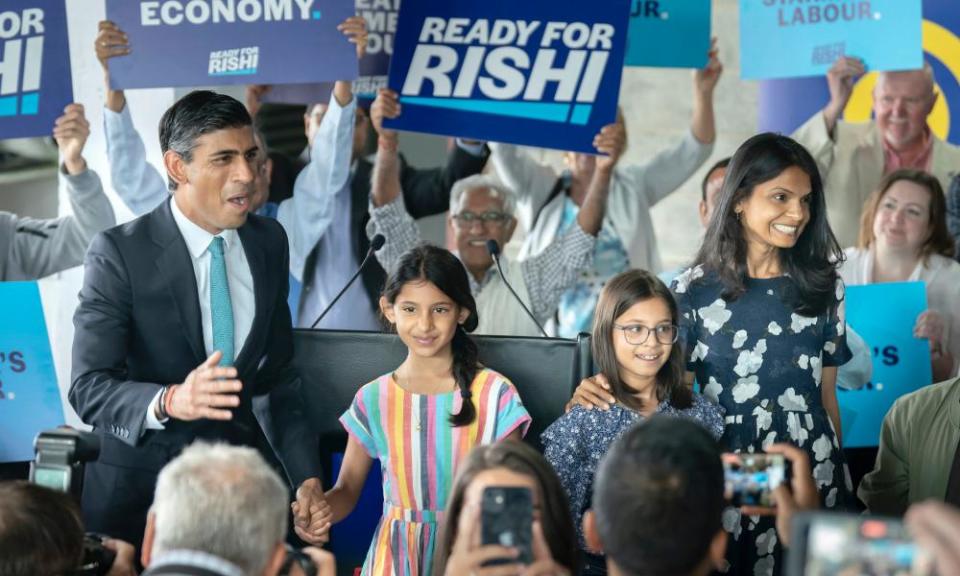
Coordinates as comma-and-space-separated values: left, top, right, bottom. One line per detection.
158, 90, 252, 190
593, 417, 724, 576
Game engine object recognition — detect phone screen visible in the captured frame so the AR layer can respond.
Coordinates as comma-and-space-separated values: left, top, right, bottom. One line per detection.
802, 515, 935, 576
480, 486, 534, 566
724, 453, 786, 507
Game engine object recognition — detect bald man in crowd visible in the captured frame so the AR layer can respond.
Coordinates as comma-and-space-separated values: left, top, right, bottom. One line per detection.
793, 58, 960, 247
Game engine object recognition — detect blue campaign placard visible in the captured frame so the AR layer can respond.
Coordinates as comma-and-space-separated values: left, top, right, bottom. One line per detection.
740, 0, 922, 80
0, 0, 73, 139
262, 0, 397, 103
105, 0, 358, 89
625, 0, 710, 68
839, 282, 932, 449
384, 0, 631, 154
0, 283, 64, 463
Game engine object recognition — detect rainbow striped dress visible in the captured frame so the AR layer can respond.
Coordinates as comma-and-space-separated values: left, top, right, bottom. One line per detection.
340, 367, 532, 576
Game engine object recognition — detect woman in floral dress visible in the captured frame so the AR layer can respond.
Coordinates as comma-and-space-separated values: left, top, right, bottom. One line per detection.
671, 133, 853, 575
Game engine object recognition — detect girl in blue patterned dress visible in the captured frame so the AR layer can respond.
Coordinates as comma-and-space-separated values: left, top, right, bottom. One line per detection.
542, 269, 724, 576
671, 133, 853, 576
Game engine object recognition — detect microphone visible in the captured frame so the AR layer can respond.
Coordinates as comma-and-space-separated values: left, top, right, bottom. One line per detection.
309, 234, 386, 329
485, 240, 548, 337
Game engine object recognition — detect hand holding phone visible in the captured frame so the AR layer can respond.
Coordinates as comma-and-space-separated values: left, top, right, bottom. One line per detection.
481, 486, 534, 566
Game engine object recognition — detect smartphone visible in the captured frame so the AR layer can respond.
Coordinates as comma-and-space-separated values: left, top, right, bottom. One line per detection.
787, 512, 937, 576
480, 486, 534, 566
724, 453, 786, 507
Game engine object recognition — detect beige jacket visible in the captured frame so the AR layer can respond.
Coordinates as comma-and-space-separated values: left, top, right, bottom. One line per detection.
792, 113, 960, 248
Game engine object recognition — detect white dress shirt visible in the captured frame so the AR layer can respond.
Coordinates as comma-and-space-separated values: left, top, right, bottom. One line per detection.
145, 196, 257, 429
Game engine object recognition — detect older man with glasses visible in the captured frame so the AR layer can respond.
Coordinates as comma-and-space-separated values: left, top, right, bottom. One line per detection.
365, 93, 622, 336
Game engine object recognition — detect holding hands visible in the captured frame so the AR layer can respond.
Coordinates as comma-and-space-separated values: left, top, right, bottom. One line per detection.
293, 478, 334, 546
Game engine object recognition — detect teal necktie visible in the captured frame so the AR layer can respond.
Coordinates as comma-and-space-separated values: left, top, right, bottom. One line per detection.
209, 237, 235, 366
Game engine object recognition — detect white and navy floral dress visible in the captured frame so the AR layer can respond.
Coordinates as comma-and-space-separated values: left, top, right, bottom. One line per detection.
671, 265, 854, 576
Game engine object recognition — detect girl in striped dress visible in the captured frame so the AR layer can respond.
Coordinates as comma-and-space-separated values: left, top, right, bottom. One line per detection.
323, 245, 532, 576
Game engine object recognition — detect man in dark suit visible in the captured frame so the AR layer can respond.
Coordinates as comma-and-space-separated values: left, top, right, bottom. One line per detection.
70, 91, 328, 551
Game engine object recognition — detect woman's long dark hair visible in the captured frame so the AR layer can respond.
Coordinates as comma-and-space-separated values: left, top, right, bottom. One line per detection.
382, 244, 480, 427
433, 441, 580, 575
592, 270, 690, 412
694, 132, 844, 316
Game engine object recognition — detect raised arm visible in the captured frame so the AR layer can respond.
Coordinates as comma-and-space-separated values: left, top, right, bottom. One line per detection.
519, 121, 622, 320
6, 104, 116, 280
365, 88, 422, 273
97, 20, 168, 215
489, 142, 562, 228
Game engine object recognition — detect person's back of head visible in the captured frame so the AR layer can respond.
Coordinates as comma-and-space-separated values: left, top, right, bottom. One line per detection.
144, 442, 289, 575
0, 481, 84, 576
585, 417, 726, 576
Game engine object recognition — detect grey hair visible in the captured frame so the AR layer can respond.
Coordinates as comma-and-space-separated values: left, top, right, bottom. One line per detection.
151, 443, 289, 574
449, 174, 517, 217
877, 60, 937, 96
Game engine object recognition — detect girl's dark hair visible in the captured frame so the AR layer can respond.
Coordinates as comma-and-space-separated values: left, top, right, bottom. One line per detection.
694, 132, 844, 316
592, 270, 691, 412
433, 441, 580, 575
382, 245, 480, 427
857, 169, 955, 261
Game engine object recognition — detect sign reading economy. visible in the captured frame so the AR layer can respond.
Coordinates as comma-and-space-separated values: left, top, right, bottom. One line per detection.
0, 283, 64, 463
0, 0, 73, 139
384, 0, 631, 154
106, 0, 358, 89
625, 0, 710, 68
838, 282, 932, 449
740, 0, 922, 80
262, 0, 396, 104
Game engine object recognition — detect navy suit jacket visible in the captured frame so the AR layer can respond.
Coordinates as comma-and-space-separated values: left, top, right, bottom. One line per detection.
69, 198, 319, 546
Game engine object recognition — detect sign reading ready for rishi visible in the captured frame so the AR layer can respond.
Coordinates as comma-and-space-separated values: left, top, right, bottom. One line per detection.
0, 0, 73, 139
740, 0, 922, 80
384, 0, 630, 154
106, 0, 358, 89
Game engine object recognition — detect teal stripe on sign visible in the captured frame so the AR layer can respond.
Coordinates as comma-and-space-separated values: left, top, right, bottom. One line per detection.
20, 93, 39, 115
570, 104, 592, 125
0, 96, 17, 117
210, 69, 257, 76
400, 97, 571, 123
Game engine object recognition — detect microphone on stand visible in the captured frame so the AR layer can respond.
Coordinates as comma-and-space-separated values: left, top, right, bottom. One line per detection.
485, 239, 548, 338
309, 234, 386, 329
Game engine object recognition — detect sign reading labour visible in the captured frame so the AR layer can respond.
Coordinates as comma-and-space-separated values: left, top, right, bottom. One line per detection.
0, 283, 64, 463
385, 0, 631, 154
838, 282, 932, 449
106, 0, 357, 89
626, 0, 711, 68
740, 0, 922, 80
0, 0, 72, 139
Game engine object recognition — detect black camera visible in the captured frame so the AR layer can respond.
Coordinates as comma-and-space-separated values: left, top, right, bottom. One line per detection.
66, 534, 118, 576
29, 427, 100, 501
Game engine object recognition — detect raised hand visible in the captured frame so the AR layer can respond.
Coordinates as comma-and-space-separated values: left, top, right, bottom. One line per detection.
53, 104, 90, 175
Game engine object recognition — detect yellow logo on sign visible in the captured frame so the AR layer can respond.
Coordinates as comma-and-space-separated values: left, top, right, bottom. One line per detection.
843, 19, 959, 141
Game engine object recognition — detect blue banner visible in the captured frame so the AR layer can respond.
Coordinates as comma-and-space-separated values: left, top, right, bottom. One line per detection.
105, 0, 358, 89
625, 0, 710, 68
384, 0, 631, 154
0, 283, 64, 463
740, 0, 922, 80
757, 0, 960, 146
262, 0, 396, 104
0, 0, 72, 139
839, 283, 932, 449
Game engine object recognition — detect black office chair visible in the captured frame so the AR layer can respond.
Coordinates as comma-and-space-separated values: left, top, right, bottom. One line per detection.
292, 329, 592, 465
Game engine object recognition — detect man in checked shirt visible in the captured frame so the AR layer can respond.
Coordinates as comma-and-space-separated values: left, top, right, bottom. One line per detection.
1, 104, 116, 281
365, 89, 621, 337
